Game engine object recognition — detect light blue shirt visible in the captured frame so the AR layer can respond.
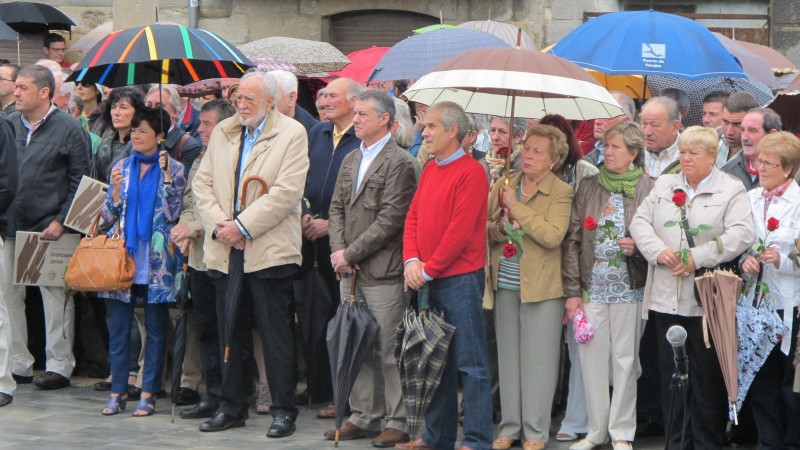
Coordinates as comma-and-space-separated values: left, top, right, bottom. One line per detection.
357, 132, 392, 189
405, 147, 468, 281
594, 140, 605, 165
234, 116, 268, 239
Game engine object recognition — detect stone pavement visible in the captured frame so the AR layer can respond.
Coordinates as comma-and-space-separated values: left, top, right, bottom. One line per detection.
0, 373, 756, 449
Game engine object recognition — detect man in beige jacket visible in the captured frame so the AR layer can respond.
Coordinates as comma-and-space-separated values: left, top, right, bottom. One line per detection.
192, 71, 309, 439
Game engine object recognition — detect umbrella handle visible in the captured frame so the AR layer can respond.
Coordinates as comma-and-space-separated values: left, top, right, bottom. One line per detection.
240, 176, 268, 210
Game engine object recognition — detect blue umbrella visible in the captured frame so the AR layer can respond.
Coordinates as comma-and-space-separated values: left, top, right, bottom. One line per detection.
367, 28, 509, 83
548, 10, 746, 80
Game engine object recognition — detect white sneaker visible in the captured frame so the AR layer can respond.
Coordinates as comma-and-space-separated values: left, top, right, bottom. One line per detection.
613, 442, 633, 450
570, 439, 602, 450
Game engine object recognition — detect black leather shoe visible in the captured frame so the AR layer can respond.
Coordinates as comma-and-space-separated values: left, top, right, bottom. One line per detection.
0, 392, 12, 407
176, 387, 200, 406
199, 411, 246, 432
12, 374, 32, 384
267, 415, 296, 438
33, 371, 70, 390
180, 401, 218, 419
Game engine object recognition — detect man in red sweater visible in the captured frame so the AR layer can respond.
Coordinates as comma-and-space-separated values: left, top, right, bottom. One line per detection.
399, 102, 492, 450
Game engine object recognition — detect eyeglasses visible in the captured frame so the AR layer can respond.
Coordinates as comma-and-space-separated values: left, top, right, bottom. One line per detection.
47, 47, 67, 53
0, 77, 12, 83
755, 158, 780, 170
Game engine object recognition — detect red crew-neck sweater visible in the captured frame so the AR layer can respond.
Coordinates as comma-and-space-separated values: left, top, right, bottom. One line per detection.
403, 154, 488, 279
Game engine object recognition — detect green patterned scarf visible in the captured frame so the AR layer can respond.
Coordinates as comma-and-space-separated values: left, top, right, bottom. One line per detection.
597, 166, 642, 198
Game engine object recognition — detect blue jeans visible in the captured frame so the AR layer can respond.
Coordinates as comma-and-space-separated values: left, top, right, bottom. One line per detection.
106, 285, 168, 395
422, 270, 493, 450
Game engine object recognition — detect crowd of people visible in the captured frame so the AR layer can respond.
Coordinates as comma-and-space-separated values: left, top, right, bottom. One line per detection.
0, 31, 798, 450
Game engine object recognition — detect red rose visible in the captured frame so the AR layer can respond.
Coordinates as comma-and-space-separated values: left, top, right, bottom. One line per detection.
583, 216, 598, 231
672, 191, 687, 207
767, 217, 780, 231
502, 243, 518, 258
496, 146, 510, 159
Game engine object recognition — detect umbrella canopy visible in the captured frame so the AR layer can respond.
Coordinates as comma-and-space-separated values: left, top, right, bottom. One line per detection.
549, 10, 746, 80
326, 274, 380, 446
695, 270, 742, 423
237, 36, 350, 75
588, 71, 652, 99
713, 32, 777, 89
457, 20, 537, 50
647, 75, 773, 126
0, 2, 74, 32
735, 40, 797, 75
735, 293, 785, 416
368, 28, 509, 83
0, 19, 17, 42
66, 23, 252, 88
395, 286, 456, 448
170, 251, 190, 423
403, 47, 624, 121
413, 24, 458, 34
68, 20, 179, 55
767, 91, 800, 133
177, 78, 239, 98
327, 46, 390, 84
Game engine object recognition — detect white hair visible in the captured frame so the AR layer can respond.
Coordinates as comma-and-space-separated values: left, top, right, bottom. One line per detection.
146, 84, 182, 115
241, 71, 279, 109
269, 69, 298, 96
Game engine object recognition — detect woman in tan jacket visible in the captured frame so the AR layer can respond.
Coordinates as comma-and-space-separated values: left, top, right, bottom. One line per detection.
487, 125, 574, 450
562, 123, 654, 450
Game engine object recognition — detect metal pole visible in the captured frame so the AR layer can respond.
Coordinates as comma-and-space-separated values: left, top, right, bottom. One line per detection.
189, 0, 199, 28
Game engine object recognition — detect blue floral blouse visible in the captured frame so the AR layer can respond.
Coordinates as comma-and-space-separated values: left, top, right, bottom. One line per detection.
99, 155, 186, 304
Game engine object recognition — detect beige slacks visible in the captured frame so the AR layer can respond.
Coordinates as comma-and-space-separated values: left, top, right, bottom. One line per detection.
0, 238, 15, 394
1, 240, 74, 378
340, 279, 408, 432
494, 289, 565, 442
578, 302, 643, 443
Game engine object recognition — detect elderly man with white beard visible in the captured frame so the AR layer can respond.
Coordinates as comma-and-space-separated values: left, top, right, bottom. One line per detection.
192, 71, 309, 438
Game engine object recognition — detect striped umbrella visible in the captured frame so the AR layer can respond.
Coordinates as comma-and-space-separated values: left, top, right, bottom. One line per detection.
67, 23, 253, 87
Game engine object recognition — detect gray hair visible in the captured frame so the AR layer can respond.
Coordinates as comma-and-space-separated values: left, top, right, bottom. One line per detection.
270, 69, 298, 96
68, 91, 83, 112
241, 70, 279, 109
662, 88, 690, 115
19, 65, 55, 100
146, 84, 182, 115
357, 89, 395, 128
724, 91, 759, 114
431, 101, 470, 142
392, 97, 414, 148
643, 96, 681, 123
609, 90, 636, 120
489, 115, 527, 136
201, 98, 237, 122
342, 78, 364, 101
747, 107, 782, 133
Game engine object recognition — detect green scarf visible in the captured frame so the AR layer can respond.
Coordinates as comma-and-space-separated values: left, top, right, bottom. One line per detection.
597, 166, 642, 198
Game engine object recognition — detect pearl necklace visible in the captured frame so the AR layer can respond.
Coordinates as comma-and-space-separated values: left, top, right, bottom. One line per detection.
519, 175, 545, 197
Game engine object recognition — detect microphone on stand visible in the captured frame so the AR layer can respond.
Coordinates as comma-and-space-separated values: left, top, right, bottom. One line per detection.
666, 325, 689, 379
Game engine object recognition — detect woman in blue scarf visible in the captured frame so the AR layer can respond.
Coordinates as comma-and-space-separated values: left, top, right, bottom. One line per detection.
99, 106, 186, 416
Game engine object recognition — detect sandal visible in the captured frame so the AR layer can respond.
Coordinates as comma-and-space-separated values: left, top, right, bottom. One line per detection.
132, 396, 156, 417
101, 394, 128, 416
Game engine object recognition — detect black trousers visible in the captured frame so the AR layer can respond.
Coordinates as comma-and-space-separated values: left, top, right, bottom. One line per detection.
748, 311, 800, 450
190, 268, 222, 404
637, 309, 664, 427
213, 263, 298, 419
654, 312, 728, 450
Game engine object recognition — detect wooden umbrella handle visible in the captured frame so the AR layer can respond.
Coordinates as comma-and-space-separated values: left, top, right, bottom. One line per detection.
240, 175, 268, 210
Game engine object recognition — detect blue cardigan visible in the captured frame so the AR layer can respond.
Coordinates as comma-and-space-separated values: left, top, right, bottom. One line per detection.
303, 121, 361, 219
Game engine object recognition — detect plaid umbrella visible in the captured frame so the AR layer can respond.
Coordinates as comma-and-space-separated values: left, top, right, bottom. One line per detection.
394, 285, 456, 450
326, 273, 379, 447
66, 23, 252, 87
237, 36, 350, 75
457, 20, 538, 50
695, 270, 742, 423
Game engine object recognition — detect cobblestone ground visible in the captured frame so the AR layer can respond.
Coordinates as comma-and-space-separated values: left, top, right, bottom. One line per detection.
0, 373, 756, 449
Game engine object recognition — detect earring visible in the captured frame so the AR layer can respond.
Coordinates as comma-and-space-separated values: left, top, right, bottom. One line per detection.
549, 165, 554, 170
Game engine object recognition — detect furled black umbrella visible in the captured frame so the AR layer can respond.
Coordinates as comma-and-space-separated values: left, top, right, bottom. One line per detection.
0, 2, 75, 33
395, 285, 456, 450
326, 273, 379, 447
66, 23, 252, 88
170, 249, 190, 423
293, 242, 335, 406
220, 176, 268, 367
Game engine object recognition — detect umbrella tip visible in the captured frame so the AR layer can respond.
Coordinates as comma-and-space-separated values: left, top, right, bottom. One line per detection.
335, 429, 340, 447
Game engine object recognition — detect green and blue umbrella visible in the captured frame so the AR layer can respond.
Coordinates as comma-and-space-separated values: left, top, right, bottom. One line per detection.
67, 23, 252, 87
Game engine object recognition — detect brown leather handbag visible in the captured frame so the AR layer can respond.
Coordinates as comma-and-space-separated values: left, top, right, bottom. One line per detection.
65, 213, 135, 292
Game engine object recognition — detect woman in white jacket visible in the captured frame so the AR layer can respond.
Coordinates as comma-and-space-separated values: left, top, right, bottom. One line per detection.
740, 131, 800, 450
